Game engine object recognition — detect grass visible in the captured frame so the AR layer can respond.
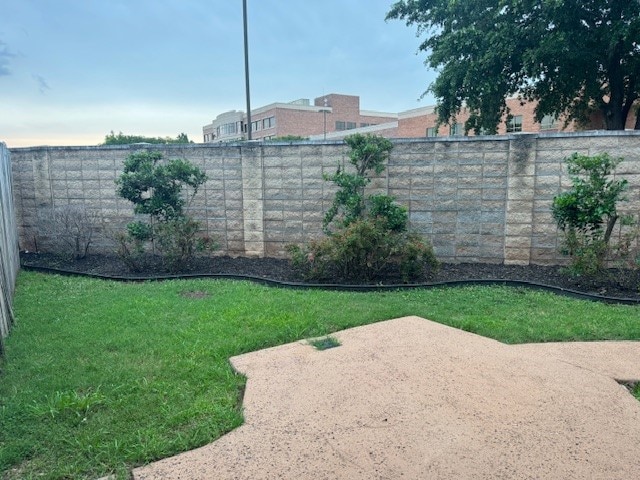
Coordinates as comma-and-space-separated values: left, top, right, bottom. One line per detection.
1, 271, 639, 479
308, 335, 341, 350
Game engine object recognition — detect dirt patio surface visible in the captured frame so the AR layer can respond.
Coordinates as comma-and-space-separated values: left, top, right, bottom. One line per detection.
133, 316, 640, 479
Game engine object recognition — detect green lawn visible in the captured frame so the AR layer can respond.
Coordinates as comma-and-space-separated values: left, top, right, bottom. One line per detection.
1, 271, 639, 479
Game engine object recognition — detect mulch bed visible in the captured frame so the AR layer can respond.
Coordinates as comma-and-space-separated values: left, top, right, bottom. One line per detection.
20, 252, 640, 301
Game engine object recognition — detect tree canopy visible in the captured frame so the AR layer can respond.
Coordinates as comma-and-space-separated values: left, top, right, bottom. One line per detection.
387, 0, 640, 133
103, 131, 192, 145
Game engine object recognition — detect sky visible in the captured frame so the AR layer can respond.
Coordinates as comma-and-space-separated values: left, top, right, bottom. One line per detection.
0, 0, 436, 148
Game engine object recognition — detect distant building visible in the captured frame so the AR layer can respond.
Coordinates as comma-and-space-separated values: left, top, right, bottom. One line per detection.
204, 94, 637, 143
202, 94, 397, 143
397, 97, 638, 138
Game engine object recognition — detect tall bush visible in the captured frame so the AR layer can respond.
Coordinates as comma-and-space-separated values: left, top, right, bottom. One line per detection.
551, 152, 628, 275
289, 133, 437, 282
115, 151, 212, 271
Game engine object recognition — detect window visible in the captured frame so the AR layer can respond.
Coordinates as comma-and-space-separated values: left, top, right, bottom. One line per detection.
218, 122, 237, 136
336, 121, 356, 131
251, 120, 260, 132
506, 115, 523, 133
426, 127, 438, 137
361, 123, 375, 128
540, 114, 557, 130
449, 123, 463, 136
262, 116, 275, 129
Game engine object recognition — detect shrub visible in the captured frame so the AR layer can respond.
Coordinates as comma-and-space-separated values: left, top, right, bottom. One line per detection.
115, 151, 212, 271
37, 205, 101, 259
289, 133, 438, 283
113, 223, 150, 272
368, 194, 408, 232
323, 134, 393, 233
552, 152, 628, 276
288, 218, 437, 283
155, 217, 217, 272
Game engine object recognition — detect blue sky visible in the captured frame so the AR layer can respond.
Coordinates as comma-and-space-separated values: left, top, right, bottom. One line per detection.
1, 0, 435, 147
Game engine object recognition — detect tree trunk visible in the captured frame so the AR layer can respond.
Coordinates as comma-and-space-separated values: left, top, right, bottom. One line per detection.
603, 102, 627, 130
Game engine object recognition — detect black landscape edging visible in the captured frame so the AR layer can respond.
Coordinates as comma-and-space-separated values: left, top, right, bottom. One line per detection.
20, 263, 640, 305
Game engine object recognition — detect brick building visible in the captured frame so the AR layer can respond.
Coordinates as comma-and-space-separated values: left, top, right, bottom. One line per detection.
203, 93, 397, 143
397, 97, 638, 138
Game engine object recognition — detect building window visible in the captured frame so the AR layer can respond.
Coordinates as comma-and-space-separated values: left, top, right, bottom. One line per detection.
262, 116, 275, 129
336, 121, 356, 131
220, 122, 237, 135
217, 123, 238, 136
449, 123, 463, 136
426, 127, 438, 137
506, 115, 523, 133
251, 120, 260, 132
361, 123, 375, 128
540, 114, 557, 130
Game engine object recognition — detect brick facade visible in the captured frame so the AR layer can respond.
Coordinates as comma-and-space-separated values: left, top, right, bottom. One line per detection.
397, 97, 640, 138
203, 93, 397, 142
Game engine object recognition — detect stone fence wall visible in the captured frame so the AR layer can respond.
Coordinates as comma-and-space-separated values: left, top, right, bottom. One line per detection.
0, 143, 20, 349
10, 132, 640, 266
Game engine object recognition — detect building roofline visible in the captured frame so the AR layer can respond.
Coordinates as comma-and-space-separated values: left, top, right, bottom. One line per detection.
308, 121, 398, 140
252, 102, 332, 116
398, 105, 437, 119
361, 110, 398, 118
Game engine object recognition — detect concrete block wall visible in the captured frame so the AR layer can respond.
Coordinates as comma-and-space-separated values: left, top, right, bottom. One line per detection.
9, 131, 640, 266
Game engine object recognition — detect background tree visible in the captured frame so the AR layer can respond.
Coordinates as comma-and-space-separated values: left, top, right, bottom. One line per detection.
103, 131, 193, 145
387, 0, 640, 133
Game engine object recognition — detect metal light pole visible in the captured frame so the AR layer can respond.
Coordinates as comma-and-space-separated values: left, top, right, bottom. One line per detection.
243, 0, 252, 140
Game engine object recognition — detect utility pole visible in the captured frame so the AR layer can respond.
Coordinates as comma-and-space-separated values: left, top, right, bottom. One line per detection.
243, 0, 252, 140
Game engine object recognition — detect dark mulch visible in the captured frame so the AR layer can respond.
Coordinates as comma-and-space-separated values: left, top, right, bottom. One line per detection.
19, 252, 640, 301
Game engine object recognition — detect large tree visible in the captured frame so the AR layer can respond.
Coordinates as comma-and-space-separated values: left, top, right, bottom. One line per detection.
387, 0, 640, 133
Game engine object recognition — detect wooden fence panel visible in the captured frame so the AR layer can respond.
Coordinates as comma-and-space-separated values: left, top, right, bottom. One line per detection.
0, 142, 20, 351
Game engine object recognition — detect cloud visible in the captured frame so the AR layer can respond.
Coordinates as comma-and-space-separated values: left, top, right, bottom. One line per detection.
0, 41, 15, 76
32, 74, 50, 94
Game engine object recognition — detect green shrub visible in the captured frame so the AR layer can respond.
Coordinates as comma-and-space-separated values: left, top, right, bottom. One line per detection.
552, 152, 628, 276
323, 134, 393, 233
115, 151, 211, 271
369, 194, 408, 232
288, 218, 437, 283
155, 217, 217, 273
290, 133, 438, 283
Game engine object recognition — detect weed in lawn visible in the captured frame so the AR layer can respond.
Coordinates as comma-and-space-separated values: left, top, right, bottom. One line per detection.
308, 336, 341, 350
28, 387, 105, 421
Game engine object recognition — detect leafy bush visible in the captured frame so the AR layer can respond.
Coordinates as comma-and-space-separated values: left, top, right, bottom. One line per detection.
116, 152, 207, 220
552, 152, 628, 275
113, 221, 158, 272
115, 151, 213, 272
323, 134, 393, 233
288, 218, 437, 283
155, 217, 217, 272
289, 133, 438, 283
368, 194, 408, 232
